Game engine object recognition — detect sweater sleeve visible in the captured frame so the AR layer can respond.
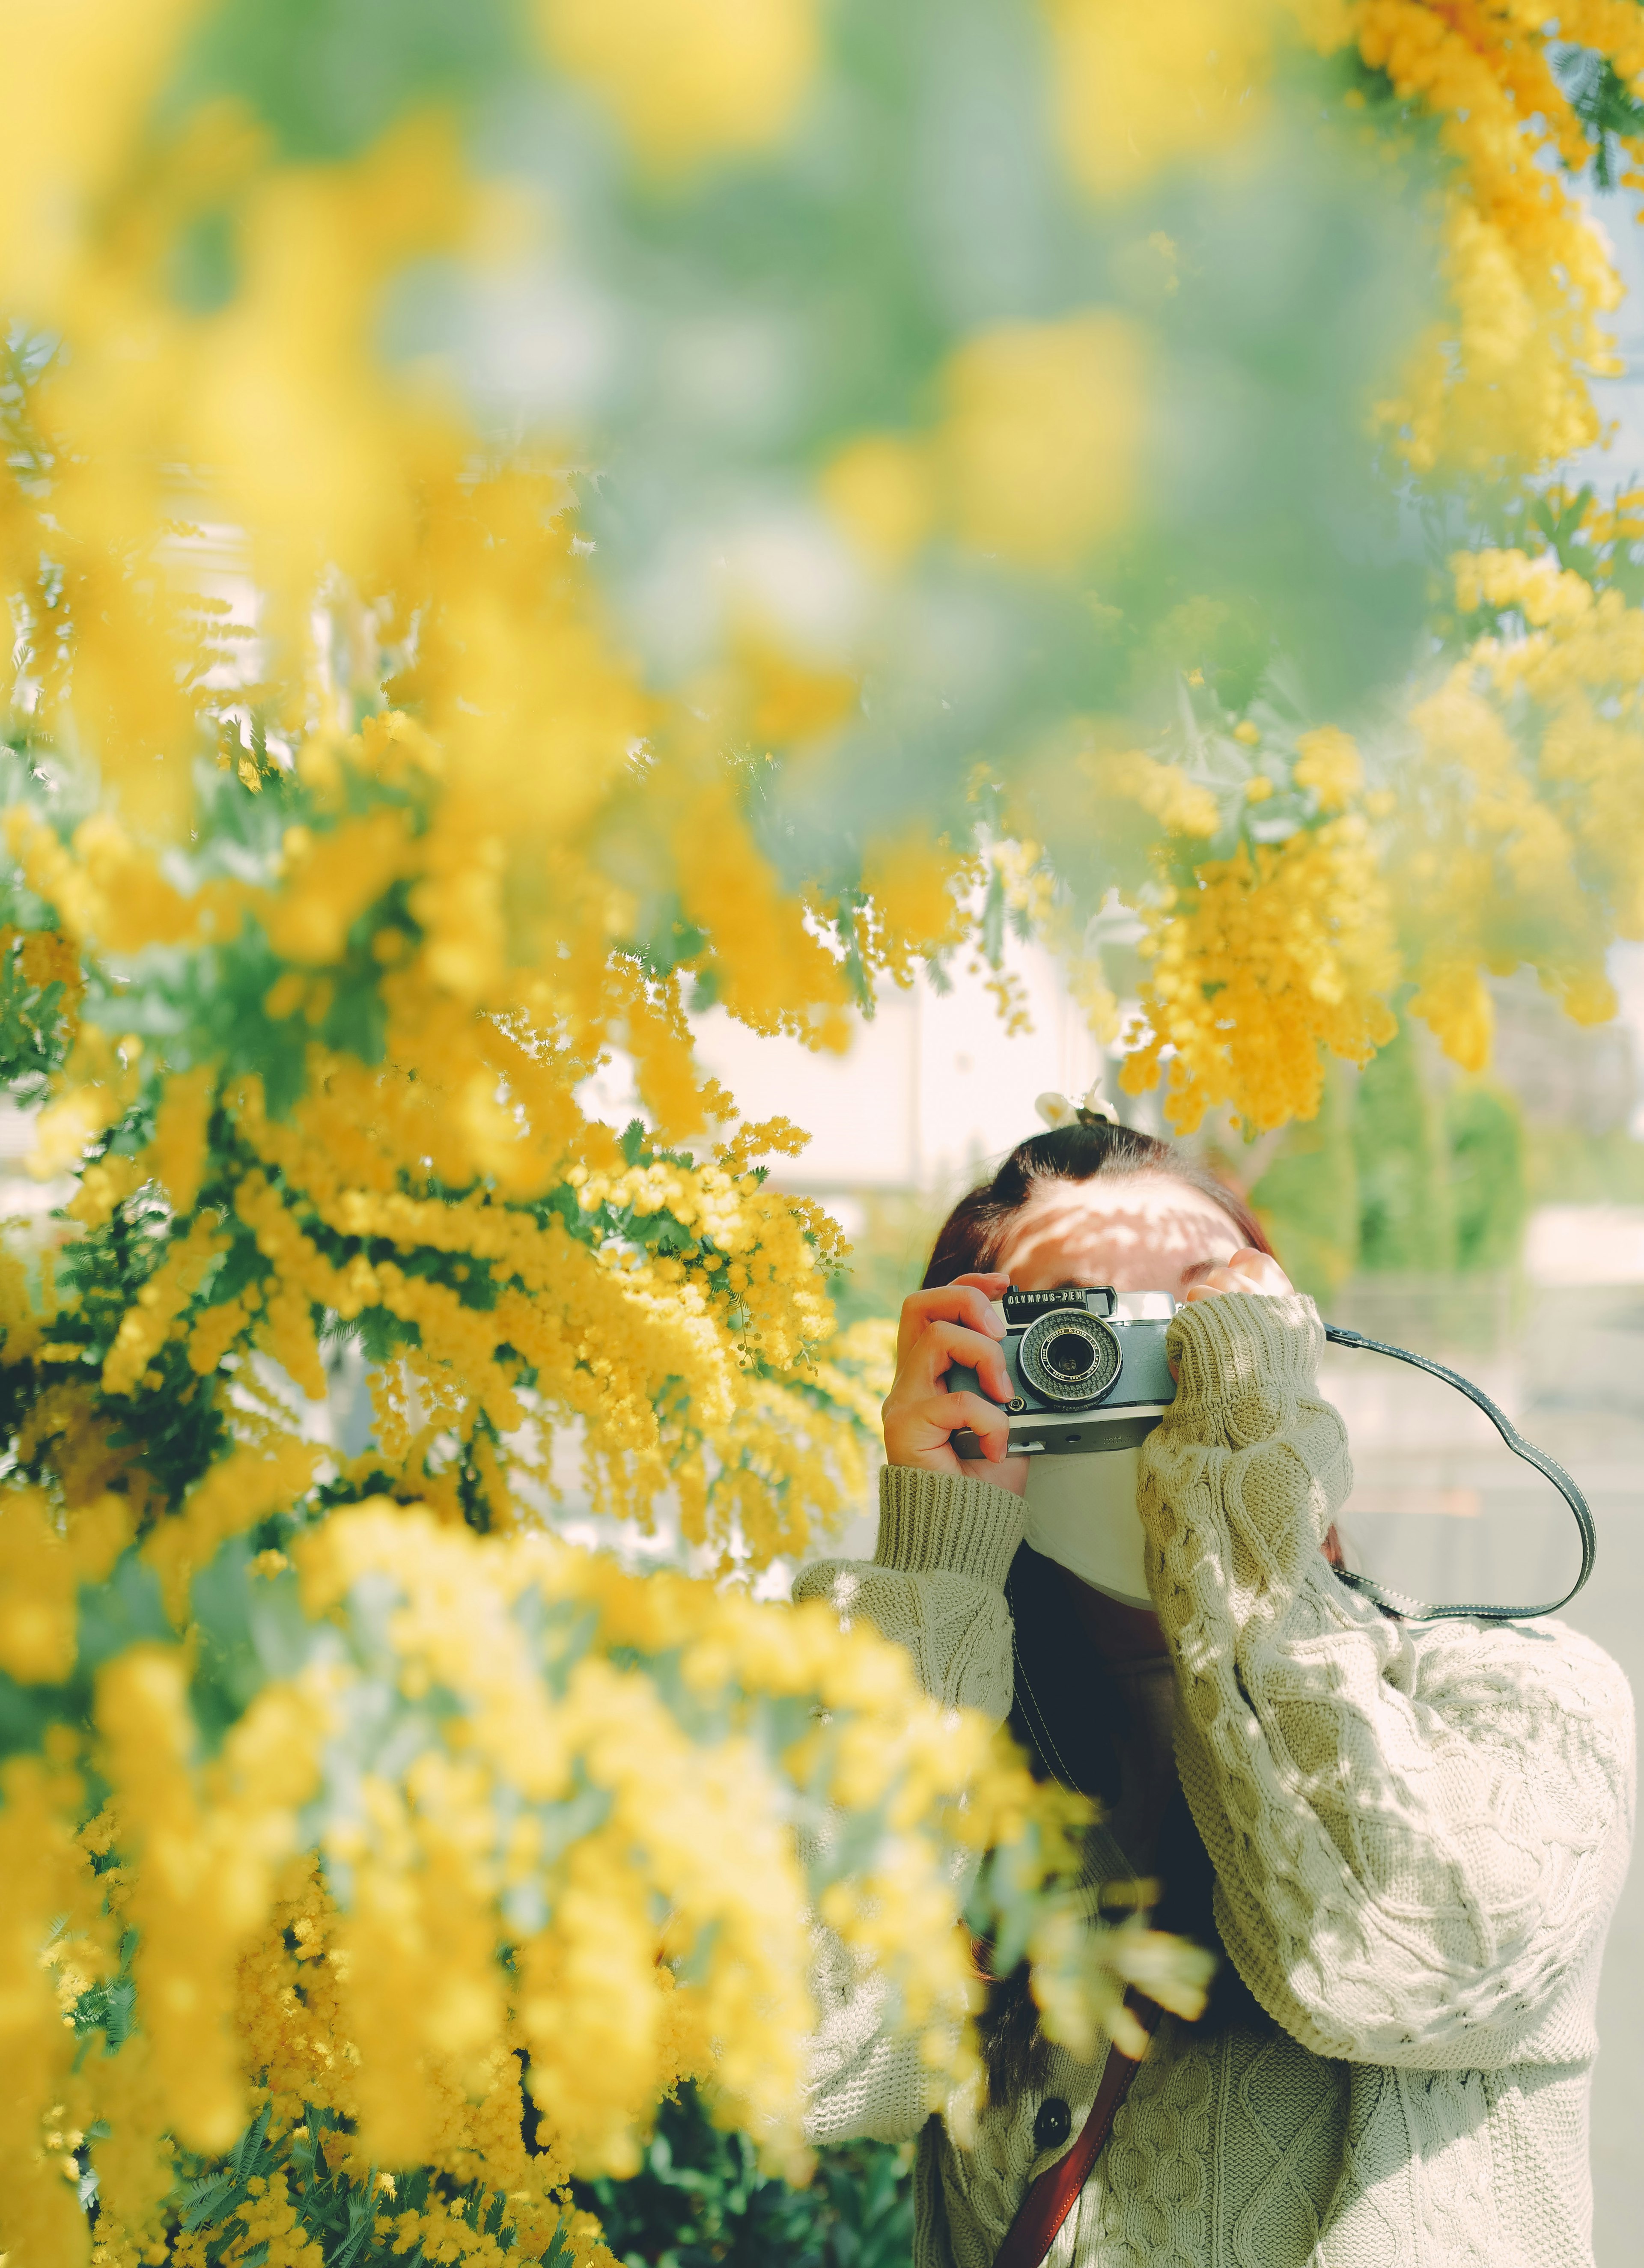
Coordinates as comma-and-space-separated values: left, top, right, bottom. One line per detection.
793, 1464, 1025, 1718
1142, 1293, 1636, 2072
792, 1463, 1025, 2142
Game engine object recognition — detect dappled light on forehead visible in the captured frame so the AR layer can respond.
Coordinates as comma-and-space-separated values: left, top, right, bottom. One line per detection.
995, 1174, 1245, 1301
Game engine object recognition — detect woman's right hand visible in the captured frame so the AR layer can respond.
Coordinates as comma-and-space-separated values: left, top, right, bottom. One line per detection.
881, 1271, 1028, 1491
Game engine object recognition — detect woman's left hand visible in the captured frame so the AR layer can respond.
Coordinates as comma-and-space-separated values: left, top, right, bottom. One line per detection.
1177, 1244, 1344, 1561
1181, 1246, 1293, 1302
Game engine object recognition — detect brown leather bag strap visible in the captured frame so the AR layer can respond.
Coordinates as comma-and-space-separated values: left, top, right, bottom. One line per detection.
992, 1995, 1161, 2268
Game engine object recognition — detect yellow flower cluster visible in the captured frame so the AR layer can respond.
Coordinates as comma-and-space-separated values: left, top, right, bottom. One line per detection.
0, 920, 84, 1029
0, 1497, 1177, 2268
0, 200, 960, 2224
1340, 0, 1642, 473
1291, 725, 1364, 812
0, 1747, 94, 2266
1052, 0, 1644, 482
1089, 750, 1221, 841
1045, 0, 1642, 477
3, 701, 902, 1564
1122, 800, 1400, 1133
1082, 729, 1402, 1132
1396, 546, 1644, 1065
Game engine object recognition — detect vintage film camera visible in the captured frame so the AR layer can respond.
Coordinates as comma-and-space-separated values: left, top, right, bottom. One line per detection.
944, 1279, 1597, 1625
947, 1285, 1175, 1459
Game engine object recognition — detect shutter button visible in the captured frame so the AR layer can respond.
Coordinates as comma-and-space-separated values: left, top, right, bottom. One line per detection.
1033, 2095, 1071, 2152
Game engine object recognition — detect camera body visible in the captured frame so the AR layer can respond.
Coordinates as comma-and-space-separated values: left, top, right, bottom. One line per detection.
948, 1285, 1176, 1458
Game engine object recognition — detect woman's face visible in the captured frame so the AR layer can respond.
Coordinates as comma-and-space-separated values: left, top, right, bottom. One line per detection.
991, 1172, 1248, 1304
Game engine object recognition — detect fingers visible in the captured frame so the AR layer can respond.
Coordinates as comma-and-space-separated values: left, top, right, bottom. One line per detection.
893, 1317, 1013, 1404
1229, 1245, 1290, 1292
1181, 1246, 1295, 1302
882, 1388, 1015, 1473
885, 1278, 1018, 1477
895, 1277, 1008, 1365
926, 1390, 1015, 1459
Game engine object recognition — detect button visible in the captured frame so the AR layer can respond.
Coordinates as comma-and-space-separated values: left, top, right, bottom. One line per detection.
1033, 2095, 1071, 2152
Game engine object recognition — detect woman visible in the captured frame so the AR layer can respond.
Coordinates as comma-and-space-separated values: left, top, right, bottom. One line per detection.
797, 1113, 1634, 2268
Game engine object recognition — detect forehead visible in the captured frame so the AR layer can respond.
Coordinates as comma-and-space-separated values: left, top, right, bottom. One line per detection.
992, 1172, 1243, 1291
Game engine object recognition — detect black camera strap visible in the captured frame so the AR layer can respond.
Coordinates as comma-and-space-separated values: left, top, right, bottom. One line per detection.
1321, 1324, 1596, 1622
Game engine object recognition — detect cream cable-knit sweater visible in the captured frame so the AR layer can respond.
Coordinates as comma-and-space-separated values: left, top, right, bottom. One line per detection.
795, 1293, 1635, 2268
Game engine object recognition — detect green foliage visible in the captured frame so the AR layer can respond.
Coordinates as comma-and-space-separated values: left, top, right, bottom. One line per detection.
828, 1193, 947, 1333
0, 935, 74, 1100
1524, 1119, 1644, 1203
173, 0, 524, 165
1253, 1023, 1528, 1286
1249, 1062, 1360, 1300
165, 2102, 566, 2268
576, 2085, 914, 2268
1353, 1024, 1454, 1272
1448, 1083, 1527, 1271
1555, 47, 1644, 191
45, 1179, 235, 1505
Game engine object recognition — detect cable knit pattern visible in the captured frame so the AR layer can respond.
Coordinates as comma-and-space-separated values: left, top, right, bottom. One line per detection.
1146, 1295, 1632, 2072
798, 1295, 1635, 2267
794, 1466, 1024, 1720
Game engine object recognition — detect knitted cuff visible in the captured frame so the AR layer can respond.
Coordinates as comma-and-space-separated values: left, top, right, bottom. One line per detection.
1164, 1292, 1324, 1422
874, 1465, 1027, 1590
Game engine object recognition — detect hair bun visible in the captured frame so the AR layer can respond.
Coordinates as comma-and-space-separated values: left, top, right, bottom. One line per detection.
1035, 1084, 1119, 1131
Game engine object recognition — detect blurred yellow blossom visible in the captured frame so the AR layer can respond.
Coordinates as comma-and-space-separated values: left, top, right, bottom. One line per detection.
940, 313, 1147, 569
539, 0, 820, 168
1293, 725, 1363, 810
819, 435, 937, 572
1046, 0, 1280, 196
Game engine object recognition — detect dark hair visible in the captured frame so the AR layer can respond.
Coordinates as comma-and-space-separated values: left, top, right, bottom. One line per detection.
923, 1118, 1274, 1290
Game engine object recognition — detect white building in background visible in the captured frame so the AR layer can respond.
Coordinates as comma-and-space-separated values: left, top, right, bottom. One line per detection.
1527, 1206, 1644, 1286
689, 944, 1644, 1261
694, 944, 1116, 1230
574, 937, 1122, 1232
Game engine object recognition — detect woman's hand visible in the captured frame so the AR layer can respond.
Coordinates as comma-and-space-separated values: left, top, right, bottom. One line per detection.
882, 1271, 1030, 1492
1181, 1246, 1293, 1303
1179, 1244, 1345, 1562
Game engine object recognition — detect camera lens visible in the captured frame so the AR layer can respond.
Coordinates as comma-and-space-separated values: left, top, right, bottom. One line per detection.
1017, 1309, 1122, 1408
1044, 1330, 1097, 1380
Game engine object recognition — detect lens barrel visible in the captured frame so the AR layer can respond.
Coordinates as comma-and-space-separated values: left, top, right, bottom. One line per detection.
1017, 1309, 1122, 1407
